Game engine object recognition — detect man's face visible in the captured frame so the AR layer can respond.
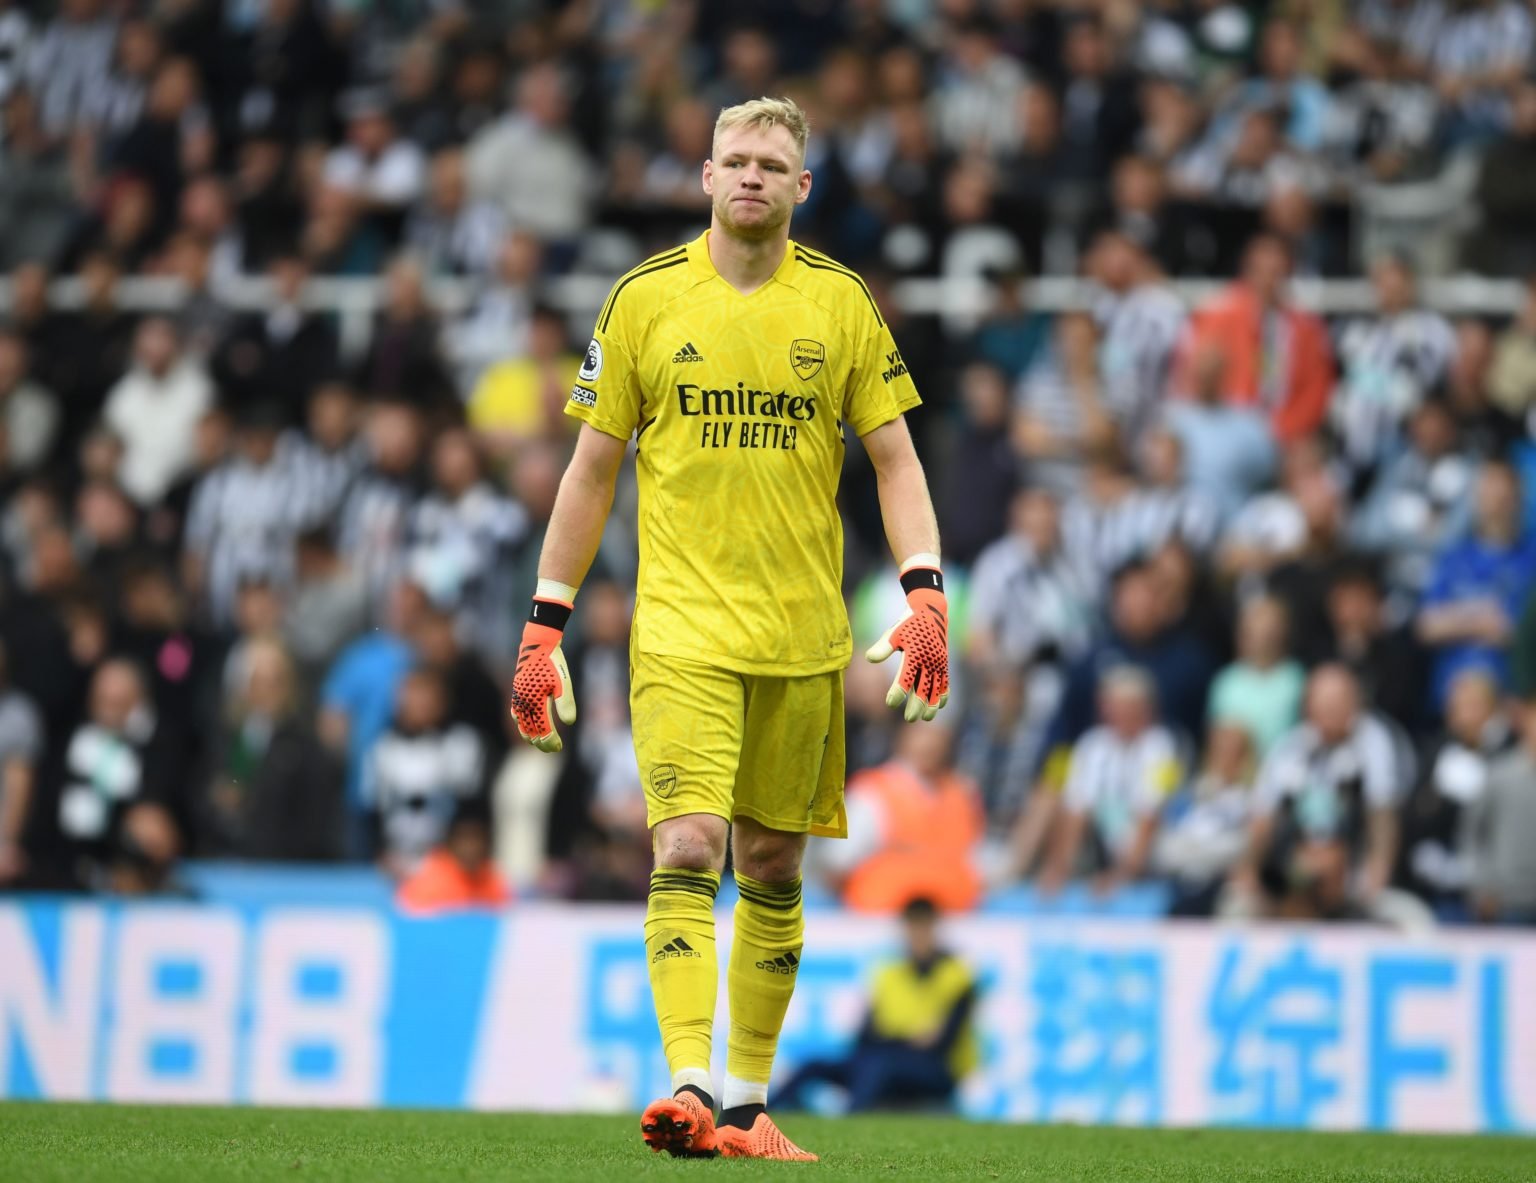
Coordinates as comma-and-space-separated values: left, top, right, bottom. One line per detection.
703, 124, 809, 242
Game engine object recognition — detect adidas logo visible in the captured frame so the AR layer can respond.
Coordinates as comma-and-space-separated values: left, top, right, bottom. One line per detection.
755, 951, 800, 975
672, 342, 704, 363
652, 936, 702, 962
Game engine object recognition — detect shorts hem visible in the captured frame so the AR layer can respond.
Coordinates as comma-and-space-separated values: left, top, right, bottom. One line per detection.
646, 802, 733, 829
733, 804, 847, 840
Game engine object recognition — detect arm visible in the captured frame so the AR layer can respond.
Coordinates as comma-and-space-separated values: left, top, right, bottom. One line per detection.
0, 759, 34, 882
1359, 806, 1400, 901
1039, 806, 1088, 895
510, 424, 628, 752
536, 424, 628, 587
860, 416, 949, 721
861, 416, 939, 566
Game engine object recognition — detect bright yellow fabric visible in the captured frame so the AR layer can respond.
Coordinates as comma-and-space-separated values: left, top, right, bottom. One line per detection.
629, 646, 847, 837
468, 354, 582, 435
869, 955, 979, 1079
726, 874, 805, 1085
566, 232, 921, 676
645, 867, 721, 1079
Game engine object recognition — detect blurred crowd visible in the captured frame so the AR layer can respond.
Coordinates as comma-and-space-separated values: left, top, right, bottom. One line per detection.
2, 0, 1536, 925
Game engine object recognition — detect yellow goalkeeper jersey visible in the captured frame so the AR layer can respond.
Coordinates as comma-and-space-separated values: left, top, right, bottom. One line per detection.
566, 231, 921, 676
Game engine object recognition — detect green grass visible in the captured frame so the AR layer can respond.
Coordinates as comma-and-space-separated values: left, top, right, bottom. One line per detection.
0, 1103, 1528, 1182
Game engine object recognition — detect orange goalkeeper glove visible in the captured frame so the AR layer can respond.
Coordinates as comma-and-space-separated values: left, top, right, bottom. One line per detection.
510, 596, 578, 752
866, 563, 949, 722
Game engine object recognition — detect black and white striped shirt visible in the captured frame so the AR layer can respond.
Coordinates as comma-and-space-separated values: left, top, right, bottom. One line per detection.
1063, 487, 1219, 591
1332, 308, 1457, 472
407, 483, 528, 664
184, 455, 310, 628
967, 535, 1098, 670
1094, 283, 1187, 443
338, 470, 421, 616
364, 724, 484, 871
277, 431, 367, 530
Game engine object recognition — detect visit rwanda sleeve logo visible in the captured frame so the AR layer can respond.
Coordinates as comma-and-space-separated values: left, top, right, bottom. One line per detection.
790, 339, 825, 379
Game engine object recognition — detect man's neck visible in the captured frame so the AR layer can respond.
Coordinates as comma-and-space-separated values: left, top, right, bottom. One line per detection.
707, 225, 788, 296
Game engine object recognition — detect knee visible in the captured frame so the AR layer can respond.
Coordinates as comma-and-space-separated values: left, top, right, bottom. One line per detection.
733, 827, 807, 883
653, 815, 728, 872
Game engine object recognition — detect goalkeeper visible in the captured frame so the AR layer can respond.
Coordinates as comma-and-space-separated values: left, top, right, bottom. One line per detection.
509, 96, 947, 1163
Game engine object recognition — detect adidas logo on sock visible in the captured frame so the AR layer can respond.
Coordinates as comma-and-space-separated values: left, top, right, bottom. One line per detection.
652, 936, 702, 961
671, 342, 704, 363
755, 951, 800, 974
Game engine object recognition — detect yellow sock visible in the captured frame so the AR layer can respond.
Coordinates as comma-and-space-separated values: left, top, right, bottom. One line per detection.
645, 867, 721, 1089
726, 873, 804, 1098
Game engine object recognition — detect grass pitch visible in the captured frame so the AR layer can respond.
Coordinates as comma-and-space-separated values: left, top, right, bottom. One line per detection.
0, 1103, 1528, 1182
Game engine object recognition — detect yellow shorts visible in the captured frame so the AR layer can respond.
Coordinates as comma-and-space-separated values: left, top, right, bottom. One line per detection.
630, 648, 847, 837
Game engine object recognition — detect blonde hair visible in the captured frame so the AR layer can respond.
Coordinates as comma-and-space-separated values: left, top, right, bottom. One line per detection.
713, 96, 810, 165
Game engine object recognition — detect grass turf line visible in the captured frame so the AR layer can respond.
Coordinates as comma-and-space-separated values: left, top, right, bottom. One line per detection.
0, 1103, 1529, 1182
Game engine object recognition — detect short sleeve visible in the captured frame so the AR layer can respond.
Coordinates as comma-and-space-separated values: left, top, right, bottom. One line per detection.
1135, 731, 1182, 815
565, 288, 643, 441
1062, 734, 1099, 815
845, 314, 921, 437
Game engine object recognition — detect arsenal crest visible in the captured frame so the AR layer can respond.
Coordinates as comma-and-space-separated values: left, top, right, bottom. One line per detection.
790, 339, 825, 380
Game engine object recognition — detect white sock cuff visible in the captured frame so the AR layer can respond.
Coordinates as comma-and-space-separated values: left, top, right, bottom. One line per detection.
722, 1073, 769, 1109
671, 1067, 714, 1098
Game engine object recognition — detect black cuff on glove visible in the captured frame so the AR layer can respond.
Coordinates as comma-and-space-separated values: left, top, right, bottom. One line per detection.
899, 567, 944, 596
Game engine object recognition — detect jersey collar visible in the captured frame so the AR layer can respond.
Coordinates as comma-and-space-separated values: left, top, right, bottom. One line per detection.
690, 230, 800, 291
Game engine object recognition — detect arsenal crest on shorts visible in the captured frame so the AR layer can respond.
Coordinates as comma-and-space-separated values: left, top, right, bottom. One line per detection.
789, 339, 825, 380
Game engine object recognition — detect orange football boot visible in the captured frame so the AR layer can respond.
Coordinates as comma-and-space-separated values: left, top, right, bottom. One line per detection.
716, 1112, 819, 1162
639, 1090, 720, 1158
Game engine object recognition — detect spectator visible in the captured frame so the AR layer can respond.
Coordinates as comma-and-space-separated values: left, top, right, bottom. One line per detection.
408, 427, 526, 669
212, 253, 339, 423
929, 15, 1028, 157
0, 329, 59, 475
284, 525, 369, 702
23, 657, 176, 891
1207, 595, 1306, 757
1321, 34, 1441, 187
1039, 665, 1182, 896
1398, 667, 1516, 919
1350, 397, 1475, 600
198, 636, 342, 861
771, 897, 978, 1114
323, 88, 427, 253
935, 362, 1017, 567
467, 305, 582, 455
1088, 228, 1186, 447
822, 724, 985, 915
1175, 233, 1335, 443
319, 576, 428, 839
183, 401, 306, 630
337, 398, 426, 612
396, 799, 512, 914
1012, 311, 1113, 500
1331, 253, 1457, 485
366, 664, 487, 876
1219, 19, 1330, 153
1035, 559, 1217, 768
0, 640, 42, 886
24, 0, 116, 146
1417, 461, 1536, 707
353, 256, 456, 413
405, 147, 506, 278
35, 254, 137, 459
1154, 721, 1257, 916
450, 230, 542, 394
280, 382, 366, 528
0, 86, 75, 272
465, 61, 595, 249
1441, 318, 1521, 460
1162, 342, 1277, 518
102, 316, 214, 508
1466, 688, 1536, 924
1468, 79, 1536, 276
1229, 664, 1406, 920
